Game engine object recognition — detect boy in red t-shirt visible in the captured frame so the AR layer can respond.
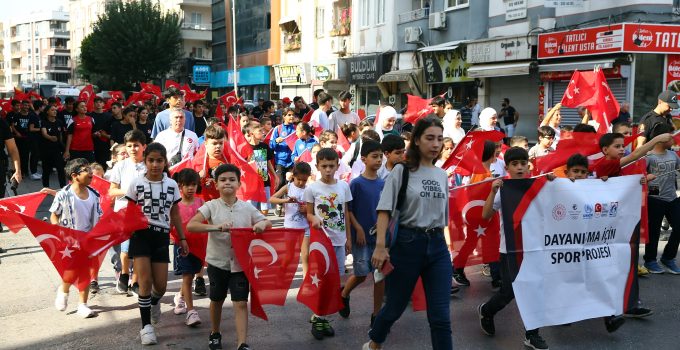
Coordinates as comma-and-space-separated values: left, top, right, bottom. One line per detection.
590, 132, 671, 179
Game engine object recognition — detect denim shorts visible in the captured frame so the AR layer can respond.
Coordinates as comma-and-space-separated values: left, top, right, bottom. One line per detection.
334, 245, 346, 276
351, 242, 375, 277
249, 186, 271, 211
173, 245, 203, 275
120, 239, 130, 254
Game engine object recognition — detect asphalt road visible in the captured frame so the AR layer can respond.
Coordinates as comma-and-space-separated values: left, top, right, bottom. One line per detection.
1, 175, 680, 350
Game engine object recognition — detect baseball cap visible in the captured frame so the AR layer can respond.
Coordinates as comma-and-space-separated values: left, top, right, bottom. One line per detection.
163, 86, 183, 99
658, 90, 679, 109
338, 90, 353, 100
281, 97, 292, 105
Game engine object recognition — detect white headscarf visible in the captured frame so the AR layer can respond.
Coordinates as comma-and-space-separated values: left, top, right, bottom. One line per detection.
376, 106, 397, 140
442, 110, 465, 144
478, 107, 497, 131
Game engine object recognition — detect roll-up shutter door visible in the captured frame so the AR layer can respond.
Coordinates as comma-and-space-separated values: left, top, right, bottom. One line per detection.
550, 79, 628, 127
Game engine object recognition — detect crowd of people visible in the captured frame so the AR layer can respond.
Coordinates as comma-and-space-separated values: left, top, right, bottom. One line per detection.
1, 84, 679, 350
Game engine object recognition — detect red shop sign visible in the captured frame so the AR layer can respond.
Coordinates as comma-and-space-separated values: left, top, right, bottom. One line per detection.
538, 24, 624, 59
622, 23, 680, 54
666, 54, 680, 90
539, 66, 623, 81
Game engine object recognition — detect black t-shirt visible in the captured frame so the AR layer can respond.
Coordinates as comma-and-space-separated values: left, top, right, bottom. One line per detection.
501, 105, 517, 125
0, 118, 13, 158
110, 120, 134, 145
252, 106, 264, 119
28, 113, 42, 136
41, 118, 66, 151
295, 107, 310, 120
640, 110, 672, 140
137, 119, 153, 143
194, 115, 207, 138
11, 112, 34, 138
89, 111, 113, 150
58, 109, 74, 127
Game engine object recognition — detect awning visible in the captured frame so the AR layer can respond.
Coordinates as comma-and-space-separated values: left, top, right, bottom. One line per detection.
418, 40, 468, 52
467, 61, 534, 78
278, 17, 299, 33
377, 68, 424, 97
538, 59, 615, 72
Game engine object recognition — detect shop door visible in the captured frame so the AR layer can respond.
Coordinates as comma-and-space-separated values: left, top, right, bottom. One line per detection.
550, 79, 628, 127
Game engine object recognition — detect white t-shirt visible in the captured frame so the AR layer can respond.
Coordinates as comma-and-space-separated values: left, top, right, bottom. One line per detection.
310, 109, 330, 131
109, 158, 147, 211
328, 110, 361, 132
310, 158, 352, 183
72, 188, 98, 231
125, 174, 181, 229
284, 182, 309, 229
490, 158, 507, 178
303, 180, 353, 246
471, 103, 482, 126
154, 128, 199, 161
493, 191, 506, 254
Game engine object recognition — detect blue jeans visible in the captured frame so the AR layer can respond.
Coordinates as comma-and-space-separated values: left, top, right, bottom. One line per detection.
369, 227, 453, 349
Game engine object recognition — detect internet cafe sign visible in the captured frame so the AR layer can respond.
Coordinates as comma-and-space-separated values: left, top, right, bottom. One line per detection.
344, 54, 390, 85
422, 47, 472, 83
274, 64, 309, 85
538, 23, 680, 59
468, 36, 532, 63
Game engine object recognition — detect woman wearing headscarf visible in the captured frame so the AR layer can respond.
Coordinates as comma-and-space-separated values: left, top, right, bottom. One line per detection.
375, 106, 400, 140
476, 107, 502, 132
442, 109, 465, 144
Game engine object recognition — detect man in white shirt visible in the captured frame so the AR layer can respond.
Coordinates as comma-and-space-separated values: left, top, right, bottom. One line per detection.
329, 91, 361, 131
154, 108, 198, 164
310, 92, 333, 131
471, 98, 481, 126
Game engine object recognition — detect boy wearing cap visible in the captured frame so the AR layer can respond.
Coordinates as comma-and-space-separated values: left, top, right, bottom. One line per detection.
637, 90, 678, 146
329, 91, 361, 132
150, 86, 195, 138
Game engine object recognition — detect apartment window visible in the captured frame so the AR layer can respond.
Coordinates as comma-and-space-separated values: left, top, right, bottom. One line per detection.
446, 0, 469, 9
360, 0, 370, 27
190, 12, 202, 25
376, 0, 385, 25
315, 7, 325, 38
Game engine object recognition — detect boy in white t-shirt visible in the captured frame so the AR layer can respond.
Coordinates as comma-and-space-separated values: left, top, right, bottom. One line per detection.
108, 129, 147, 294
304, 148, 353, 340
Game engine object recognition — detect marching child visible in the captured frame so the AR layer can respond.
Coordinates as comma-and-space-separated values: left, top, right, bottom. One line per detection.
319, 130, 342, 157
338, 140, 386, 325
379, 134, 406, 180
478, 146, 549, 350
51, 158, 103, 319
292, 123, 318, 163
270, 162, 312, 276
304, 148, 353, 340
528, 126, 555, 160
187, 164, 272, 350
126, 142, 189, 345
244, 122, 276, 215
198, 124, 229, 202
171, 168, 206, 327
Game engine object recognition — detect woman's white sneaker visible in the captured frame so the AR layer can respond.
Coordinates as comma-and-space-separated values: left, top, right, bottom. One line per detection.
140, 324, 157, 345
77, 304, 96, 318
173, 293, 187, 315
185, 309, 202, 327
54, 290, 68, 311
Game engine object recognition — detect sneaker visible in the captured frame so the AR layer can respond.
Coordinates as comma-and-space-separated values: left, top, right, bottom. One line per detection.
30, 173, 42, 180
130, 282, 140, 297
339, 292, 350, 318
116, 274, 129, 294
237, 343, 251, 350
77, 304, 96, 318
491, 279, 502, 290
151, 302, 161, 324
320, 317, 335, 336
624, 307, 653, 318
362, 341, 382, 350
208, 332, 222, 350
524, 331, 549, 350
140, 324, 157, 345
450, 284, 460, 295
310, 315, 334, 339
54, 290, 68, 311
275, 204, 283, 217
604, 315, 625, 333
174, 293, 187, 315
638, 264, 650, 276
185, 309, 201, 326
644, 261, 665, 274
481, 264, 491, 277
194, 276, 207, 296
660, 259, 680, 274
478, 303, 495, 336
89, 280, 100, 294
452, 269, 470, 286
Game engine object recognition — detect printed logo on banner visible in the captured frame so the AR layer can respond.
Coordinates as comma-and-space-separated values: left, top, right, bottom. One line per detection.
632, 29, 654, 48
544, 37, 558, 54
609, 202, 619, 217
583, 204, 594, 219
552, 204, 566, 221
568, 204, 581, 220
594, 203, 603, 218
601, 203, 610, 216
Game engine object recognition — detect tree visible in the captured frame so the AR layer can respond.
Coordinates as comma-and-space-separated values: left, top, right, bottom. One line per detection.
79, 0, 182, 90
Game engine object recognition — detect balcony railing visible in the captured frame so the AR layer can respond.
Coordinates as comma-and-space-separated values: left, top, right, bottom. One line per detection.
181, 22, 212, 31
398, 8, 429, 24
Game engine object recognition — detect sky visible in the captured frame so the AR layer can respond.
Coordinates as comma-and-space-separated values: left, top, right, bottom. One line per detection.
0, 0, 69, 23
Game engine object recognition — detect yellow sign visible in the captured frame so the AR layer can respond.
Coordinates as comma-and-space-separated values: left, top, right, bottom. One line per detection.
422, 47, 472, 83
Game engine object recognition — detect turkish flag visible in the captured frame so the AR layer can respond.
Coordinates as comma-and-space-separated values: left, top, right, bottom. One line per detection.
449, 181, 501, 268
588, 69, 620, 133
165, 80, 180, 90
440, 130, 505, 176
140, 82, 162, 100
560, 70, 599, 108
90, 175, 114, 214
357, 108, 367, 121
219, 91, 240, 109
621, 158, 649, 243
13, 87, 28, 101
284, 132, 298, 152
263, 128, 274, 145
302, 108, 314, 123
214, 100, 225, 122
169, 157, 193, 176
1, 98, 12, 114
16, 202, 147, 291
296, 227, 343, 316
403, 94, 434, 125
336, 125, 351, 153
0, 192, 48, 233
533, 132, 601, 175
78, 85, 95, 112
231, 228, 305, 320
224, 136, 266, 202
226, 116, 254, 161
297, 148, 313, 163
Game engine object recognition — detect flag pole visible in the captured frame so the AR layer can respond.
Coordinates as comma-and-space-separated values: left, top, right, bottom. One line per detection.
231, 0, 238, 98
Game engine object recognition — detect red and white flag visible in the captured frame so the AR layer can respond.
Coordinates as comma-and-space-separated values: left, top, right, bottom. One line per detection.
297, 227, 343, 316
90, 175, 114, 214
403, 94, 434, 125
0, 192, 48, 233
439, 130, 505, 176
78, 85, 95, 112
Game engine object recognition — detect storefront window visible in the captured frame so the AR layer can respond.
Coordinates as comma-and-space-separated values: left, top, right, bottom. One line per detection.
431, 82, 476, 108
358, 86, 381, 116
633, 54, 664, 121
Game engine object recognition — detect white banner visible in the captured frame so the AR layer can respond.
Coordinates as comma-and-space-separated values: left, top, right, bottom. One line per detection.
512, 176, 641, 330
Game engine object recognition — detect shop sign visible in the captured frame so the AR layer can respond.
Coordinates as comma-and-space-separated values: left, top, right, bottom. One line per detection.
666, 54, 680, 91
622, 23, 680, 54
274, 64, 308, 85
312, 64, 334, 81
468, 36, 532, 63
538, 24, 624, 59
422, 47, 472, 83
192, 65, 211, 84
539, 66, 623, 81
504, 0, 527, 21
544, 0, 584, 8
343, 54, 390, 85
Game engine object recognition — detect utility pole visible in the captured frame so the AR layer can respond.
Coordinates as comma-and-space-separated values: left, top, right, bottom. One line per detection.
232, 0, 238, 97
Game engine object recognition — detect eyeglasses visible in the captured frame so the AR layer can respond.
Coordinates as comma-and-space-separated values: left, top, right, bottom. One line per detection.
77, 167, 93, 174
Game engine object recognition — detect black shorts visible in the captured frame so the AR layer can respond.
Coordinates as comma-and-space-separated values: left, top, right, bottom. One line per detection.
128, 228, 170, 263
207, 264, 249, 302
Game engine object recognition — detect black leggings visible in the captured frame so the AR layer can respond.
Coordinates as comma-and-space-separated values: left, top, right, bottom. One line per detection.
41, 150, 66, 188
644, 197, 680, 262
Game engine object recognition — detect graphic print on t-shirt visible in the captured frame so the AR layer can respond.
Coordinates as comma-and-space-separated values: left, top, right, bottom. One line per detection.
317, 193, 345, 231
419, 179, 446, 199
251, 148, 269, 181
135, 184, 175, 223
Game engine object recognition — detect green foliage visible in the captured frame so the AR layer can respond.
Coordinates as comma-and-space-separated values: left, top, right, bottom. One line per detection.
79, 0, 183, 90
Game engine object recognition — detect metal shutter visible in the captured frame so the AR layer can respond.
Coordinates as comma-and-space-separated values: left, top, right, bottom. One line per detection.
550, 79, 628, 127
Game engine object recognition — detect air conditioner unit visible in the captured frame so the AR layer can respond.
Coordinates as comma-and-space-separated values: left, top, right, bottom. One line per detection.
194, 24, 200, 30
429, 12, 446, 30
331, 37, 347, 54
404, 26, 422, 44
